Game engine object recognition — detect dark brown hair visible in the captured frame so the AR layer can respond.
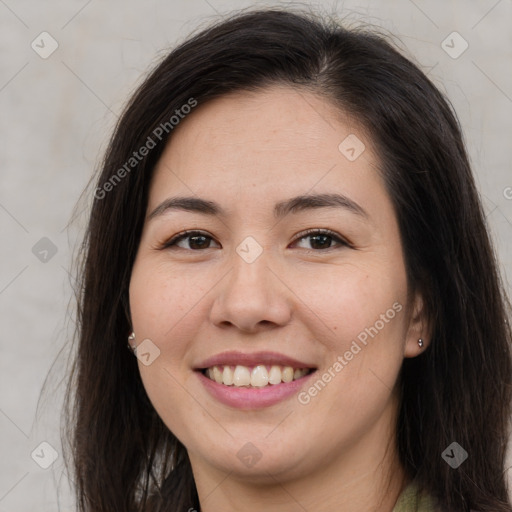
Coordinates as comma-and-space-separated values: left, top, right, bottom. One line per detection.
64, 7, 512, 511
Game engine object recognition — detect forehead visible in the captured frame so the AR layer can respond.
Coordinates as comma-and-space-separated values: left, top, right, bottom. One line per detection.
148, 86, 388, 219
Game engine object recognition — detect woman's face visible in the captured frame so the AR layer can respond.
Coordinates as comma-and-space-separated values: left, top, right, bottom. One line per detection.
129, 86, 425, 484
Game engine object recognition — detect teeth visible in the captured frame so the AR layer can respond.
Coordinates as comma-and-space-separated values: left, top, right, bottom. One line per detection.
222, 366, 234, 386
233, 365, 251, 387
250, 365, 269, 387
213, 366, 223, 384
268, 365, 282, 385
204, 364, 311, 387
282, 366, 294, 383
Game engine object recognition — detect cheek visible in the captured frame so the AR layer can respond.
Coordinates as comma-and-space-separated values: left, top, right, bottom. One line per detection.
290, 259, 407, 352
129, 261, 211, 436
129, 260, 212, 340
295, 266, 407, 421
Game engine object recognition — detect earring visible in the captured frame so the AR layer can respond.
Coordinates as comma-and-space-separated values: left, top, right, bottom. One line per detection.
418, 338, 424, 348
127, 332, 136, 354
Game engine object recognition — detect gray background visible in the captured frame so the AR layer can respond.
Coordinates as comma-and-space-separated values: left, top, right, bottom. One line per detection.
1, 0, 511, 510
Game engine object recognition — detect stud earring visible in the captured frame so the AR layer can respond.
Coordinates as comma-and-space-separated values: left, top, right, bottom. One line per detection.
127, 332, 136, 354
418, 338, 424, 348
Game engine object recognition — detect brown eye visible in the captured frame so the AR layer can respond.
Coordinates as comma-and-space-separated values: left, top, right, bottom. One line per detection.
291, 229, 349, 251
163, 231, 220, 250
161, 229, 350, 252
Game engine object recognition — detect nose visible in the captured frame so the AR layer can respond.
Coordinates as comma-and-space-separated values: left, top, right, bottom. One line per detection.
209, 249, 292, 333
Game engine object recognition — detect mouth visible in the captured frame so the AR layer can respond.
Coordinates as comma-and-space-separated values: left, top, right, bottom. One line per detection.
200, 364, 315, 388
196, 350, 317, 385
195, 351, 318, 409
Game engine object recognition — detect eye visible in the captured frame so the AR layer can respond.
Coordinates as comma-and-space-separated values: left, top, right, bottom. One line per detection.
162, 230, 220, 250
160, 228, 351, 252
290, 229, 350, 251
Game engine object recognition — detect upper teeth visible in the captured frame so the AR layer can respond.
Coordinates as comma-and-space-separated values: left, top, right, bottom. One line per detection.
205, 365, 310, 387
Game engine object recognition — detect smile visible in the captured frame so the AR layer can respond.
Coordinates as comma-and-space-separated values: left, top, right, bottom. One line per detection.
202, 364, 313, 388
195, 350, 317, 408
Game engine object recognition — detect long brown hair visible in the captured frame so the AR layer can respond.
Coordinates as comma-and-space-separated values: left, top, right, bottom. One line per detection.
64, 7, 512, 511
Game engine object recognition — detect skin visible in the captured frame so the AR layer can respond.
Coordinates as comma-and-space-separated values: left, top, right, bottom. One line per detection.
129, 86, 430, 512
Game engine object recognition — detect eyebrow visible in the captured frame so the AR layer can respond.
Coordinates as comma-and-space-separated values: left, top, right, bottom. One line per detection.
147, 193, 369, 221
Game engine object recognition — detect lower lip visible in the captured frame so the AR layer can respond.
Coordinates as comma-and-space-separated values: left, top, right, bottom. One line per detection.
196, 371, 316, 409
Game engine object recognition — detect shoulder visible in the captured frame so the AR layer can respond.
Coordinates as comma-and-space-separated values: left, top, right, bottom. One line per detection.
392, 479, 441, 512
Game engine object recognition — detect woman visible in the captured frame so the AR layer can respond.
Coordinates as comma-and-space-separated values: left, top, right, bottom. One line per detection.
65, 7, 512, 512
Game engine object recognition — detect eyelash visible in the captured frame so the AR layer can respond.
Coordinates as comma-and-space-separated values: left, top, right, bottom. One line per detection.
160, 228, 351, 252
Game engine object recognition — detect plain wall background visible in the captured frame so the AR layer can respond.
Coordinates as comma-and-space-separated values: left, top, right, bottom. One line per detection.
1, 0, 511, 510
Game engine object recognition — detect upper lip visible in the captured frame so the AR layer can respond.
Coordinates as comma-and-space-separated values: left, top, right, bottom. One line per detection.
195, 351, 316, 370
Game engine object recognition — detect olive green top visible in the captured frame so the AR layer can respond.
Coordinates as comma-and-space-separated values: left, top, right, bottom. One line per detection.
392, 479, 439, 512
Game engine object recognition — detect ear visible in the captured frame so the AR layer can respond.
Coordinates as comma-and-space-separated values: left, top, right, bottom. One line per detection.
403, 290, 432, 358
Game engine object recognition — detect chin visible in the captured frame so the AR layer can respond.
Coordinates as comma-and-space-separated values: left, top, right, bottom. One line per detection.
189, 434, 315, 483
